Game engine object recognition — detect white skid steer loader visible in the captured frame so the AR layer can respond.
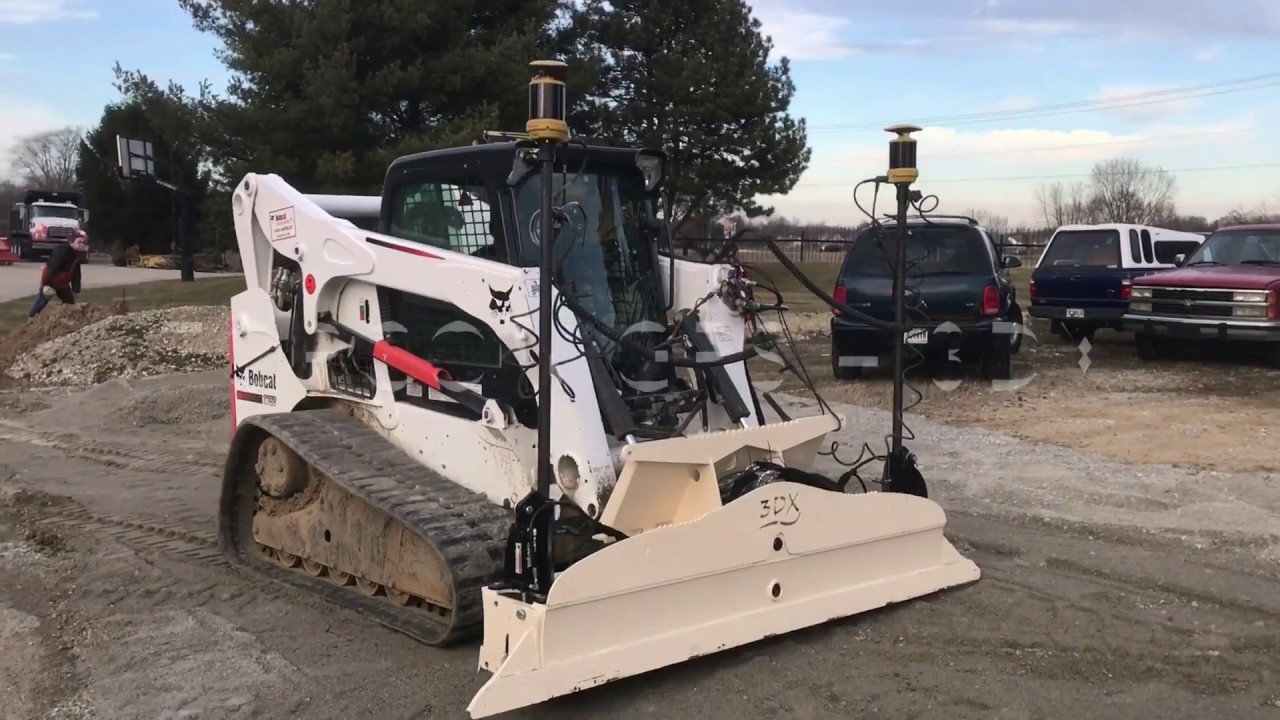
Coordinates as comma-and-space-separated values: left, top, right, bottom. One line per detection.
219, 60, 979, 718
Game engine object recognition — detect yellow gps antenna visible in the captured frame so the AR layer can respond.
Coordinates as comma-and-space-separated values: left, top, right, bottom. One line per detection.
885, 124, 921, 186
527, 60, 570, 144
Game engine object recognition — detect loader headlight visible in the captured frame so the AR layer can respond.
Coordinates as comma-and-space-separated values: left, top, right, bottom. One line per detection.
635, 150, 665, 192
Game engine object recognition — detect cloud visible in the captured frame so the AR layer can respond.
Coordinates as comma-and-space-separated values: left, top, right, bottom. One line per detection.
768, 115, 1267, 226
0, 0, 97, 24
0, 96, 72, 179
817, 117, 1258, 168
964, 0, 1280, 39
751, 9, 862, 61
749, 0, 1280, 45
818, 127, 1151, 168
1194, 46, 1222, 61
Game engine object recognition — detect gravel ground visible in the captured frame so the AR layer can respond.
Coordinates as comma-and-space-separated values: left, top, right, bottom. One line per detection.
0, 308, 1276, 719
6, 306, 228, 387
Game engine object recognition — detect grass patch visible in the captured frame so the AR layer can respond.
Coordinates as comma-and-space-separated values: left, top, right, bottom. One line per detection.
743, 262, 842, 314
0, 276, 243, 334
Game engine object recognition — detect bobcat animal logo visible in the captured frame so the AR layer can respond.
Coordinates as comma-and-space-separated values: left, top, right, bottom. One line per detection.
489, 285, 513, 324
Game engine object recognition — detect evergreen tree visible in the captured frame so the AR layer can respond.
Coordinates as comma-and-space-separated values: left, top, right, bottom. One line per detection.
115, 0, 575, 193
569, 0, 811, 233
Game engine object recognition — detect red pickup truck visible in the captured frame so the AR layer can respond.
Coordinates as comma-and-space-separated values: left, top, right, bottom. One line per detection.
1122, 223, 1280, 366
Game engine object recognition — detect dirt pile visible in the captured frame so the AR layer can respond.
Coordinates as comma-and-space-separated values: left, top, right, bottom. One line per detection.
117, 383, 229, 427
6, 306, 229, 387
0, 302, 129, 381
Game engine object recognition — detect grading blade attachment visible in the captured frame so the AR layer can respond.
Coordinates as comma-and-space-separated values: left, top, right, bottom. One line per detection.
467, 481, 979, 717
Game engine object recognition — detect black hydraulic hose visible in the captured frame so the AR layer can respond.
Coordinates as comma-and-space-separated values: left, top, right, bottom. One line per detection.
559, 292, 758, 368
763, 238, 911, 333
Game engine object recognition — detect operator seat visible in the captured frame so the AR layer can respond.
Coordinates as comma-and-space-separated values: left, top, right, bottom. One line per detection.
469, 211, 508, 264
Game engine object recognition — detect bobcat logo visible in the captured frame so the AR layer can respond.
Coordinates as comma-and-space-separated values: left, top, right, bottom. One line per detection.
489, 285, 513, 324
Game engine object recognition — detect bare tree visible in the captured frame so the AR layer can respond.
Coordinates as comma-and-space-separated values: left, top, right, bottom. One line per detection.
7, 126, 84, 189
1033, 180, 1096, 227
1216, 202, 1280, 226
966, 208, 1009, 231
1088, 157, 1176, 224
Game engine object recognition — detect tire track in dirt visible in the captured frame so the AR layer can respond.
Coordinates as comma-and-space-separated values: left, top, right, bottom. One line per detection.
0, 419, 223, 533
4, 491, 313, 622
0, 428, 379, 631
0, 419, 220, 480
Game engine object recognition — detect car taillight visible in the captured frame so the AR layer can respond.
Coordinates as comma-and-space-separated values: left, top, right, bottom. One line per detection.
1028, 277, 1036, 300
982, 285, 999, 316
832, 284, 846, 315
1120, 278, 1132, 301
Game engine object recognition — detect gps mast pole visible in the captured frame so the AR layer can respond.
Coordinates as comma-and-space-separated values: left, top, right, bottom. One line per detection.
499, 59, 572, 599
883, 124, 925, 493
527, 59, 570, 507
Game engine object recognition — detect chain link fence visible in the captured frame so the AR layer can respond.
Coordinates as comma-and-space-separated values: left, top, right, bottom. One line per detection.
671, 225, 1054, 266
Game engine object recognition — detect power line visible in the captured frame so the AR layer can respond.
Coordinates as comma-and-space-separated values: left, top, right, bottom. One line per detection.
806, 73, 1279, 131
805, 127, 1245, 164
808, 73, 1277, 130
795, 161, 1280, 187
806, 73, 1280, 133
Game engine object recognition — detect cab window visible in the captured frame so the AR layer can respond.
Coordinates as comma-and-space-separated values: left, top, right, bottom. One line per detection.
1041, 229, 1121, 269
388, 179, 505, 261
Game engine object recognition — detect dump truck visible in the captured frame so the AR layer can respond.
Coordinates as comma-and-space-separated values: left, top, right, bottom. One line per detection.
6, 189, 89, 261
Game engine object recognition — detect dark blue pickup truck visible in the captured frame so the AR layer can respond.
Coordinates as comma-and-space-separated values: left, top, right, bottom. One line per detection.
829, 215, 1024, 380
1028, 224, 1205, 341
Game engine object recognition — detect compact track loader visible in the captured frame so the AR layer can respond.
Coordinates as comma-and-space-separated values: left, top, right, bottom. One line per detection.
219, 61, 979, 717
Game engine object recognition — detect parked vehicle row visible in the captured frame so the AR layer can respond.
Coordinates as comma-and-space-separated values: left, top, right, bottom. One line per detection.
827, 219, 1280, 379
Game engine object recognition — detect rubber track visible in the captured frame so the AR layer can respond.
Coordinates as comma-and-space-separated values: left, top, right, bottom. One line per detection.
220, 408, 512, 647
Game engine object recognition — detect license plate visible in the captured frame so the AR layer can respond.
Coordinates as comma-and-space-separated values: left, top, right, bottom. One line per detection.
1065, 308, 1084, 318
904, 328, 929, 345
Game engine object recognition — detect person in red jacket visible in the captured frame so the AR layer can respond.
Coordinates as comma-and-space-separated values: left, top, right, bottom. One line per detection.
28, 234, 89, 318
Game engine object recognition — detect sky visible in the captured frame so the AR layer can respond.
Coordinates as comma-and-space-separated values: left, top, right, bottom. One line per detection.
2, 0, 1279, 227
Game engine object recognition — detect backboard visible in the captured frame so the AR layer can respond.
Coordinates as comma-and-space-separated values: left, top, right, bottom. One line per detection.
116, 135, 156, 179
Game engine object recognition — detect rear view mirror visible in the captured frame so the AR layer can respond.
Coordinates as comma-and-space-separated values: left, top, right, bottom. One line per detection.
1002, 255, 1022, 269
1174, 253, 1186, 266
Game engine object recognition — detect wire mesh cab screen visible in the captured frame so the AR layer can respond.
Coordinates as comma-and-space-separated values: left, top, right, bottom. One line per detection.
388, 180, 501, 260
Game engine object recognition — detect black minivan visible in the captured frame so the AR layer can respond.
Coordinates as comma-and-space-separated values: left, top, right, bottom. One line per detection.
829, 216, 1025, 380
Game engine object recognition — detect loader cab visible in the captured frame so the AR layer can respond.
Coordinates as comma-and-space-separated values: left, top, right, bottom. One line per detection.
377, 140, 689, 433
